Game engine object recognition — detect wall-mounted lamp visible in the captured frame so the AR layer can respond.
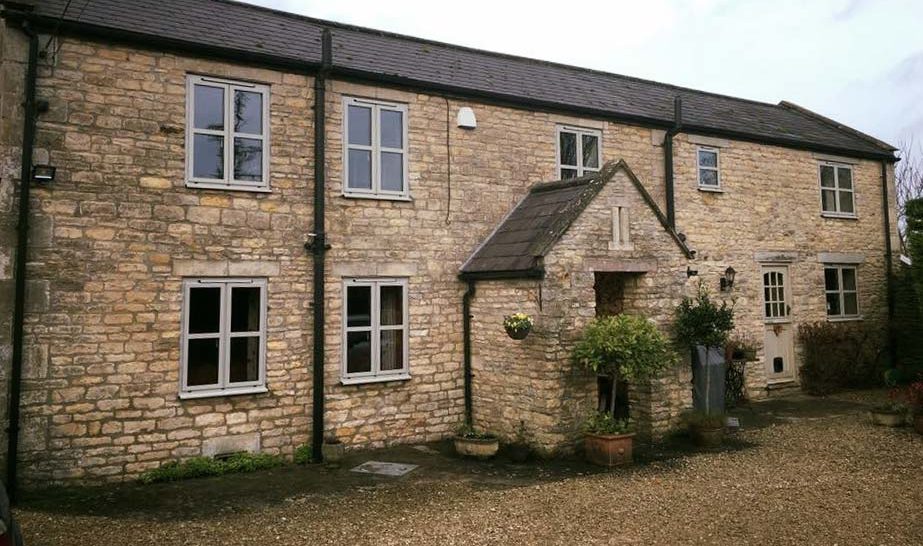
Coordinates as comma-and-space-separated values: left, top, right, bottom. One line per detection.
720, 266, 736, 292
32, 164, 56, 183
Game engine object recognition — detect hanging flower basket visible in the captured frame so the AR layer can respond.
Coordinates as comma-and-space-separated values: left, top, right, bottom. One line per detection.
503, 313, 533, 340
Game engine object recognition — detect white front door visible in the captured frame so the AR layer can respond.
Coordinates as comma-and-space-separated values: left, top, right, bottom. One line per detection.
762, 266, 795, 382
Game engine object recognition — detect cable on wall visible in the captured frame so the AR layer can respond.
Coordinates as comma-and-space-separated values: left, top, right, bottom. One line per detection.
444, 96, 452, 225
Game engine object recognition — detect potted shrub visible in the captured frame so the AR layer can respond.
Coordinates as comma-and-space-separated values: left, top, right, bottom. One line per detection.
506, 421, 532, 463
727, 332, 759, 361
504, 313, 533, 340
869, 399, 907, 427
454, 425, 499, 459
684, 411, 726, 447
582, 412, 634, 466
572, 314, 674, 466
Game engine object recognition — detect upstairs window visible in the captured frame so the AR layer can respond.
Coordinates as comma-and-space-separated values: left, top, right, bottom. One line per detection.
342, 278, 409, 384
344, 97, 409, 199
180, 278, 267, 398
186, 75, 270, 191
697, 147, 721, 190
824, 265, 859, 319
557, 126, 601, 179
819, 163, 855, 216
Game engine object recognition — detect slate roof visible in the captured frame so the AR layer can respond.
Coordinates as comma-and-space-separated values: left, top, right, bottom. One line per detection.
460, 161, 692, 279
16, 0, 896, 160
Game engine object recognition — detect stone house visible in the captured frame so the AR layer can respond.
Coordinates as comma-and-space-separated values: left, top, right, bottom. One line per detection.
0, 0, 898, 485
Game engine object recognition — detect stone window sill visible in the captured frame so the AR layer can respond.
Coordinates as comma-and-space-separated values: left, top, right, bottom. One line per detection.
820, 212, 858, 220
186, 181, 272, 193
341, 373, 412, 386
697, 186, 724, 193
342, 192, 413, 202
179, 386, 268, 400
827, 315, 863, 323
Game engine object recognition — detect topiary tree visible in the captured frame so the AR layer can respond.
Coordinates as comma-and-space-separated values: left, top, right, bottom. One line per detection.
572, 315, 675, 416
674, 283, 735, 349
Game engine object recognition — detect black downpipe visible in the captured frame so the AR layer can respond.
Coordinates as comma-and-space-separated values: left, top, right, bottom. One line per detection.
881, 161, 896, 364
664, 97, 682, 229
310, 29, 332, 463
462, 280, 476, 427
7, 22, 39, 503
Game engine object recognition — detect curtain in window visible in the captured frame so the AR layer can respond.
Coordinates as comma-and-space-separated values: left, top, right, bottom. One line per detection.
380, 286, 403, 371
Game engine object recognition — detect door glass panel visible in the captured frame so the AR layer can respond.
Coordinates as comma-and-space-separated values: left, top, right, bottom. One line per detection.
187, 338, 219, 386
346, 331, 372, 373
229, 336, 260, 383
773, 357, 784, 374
347, 286, 371, 327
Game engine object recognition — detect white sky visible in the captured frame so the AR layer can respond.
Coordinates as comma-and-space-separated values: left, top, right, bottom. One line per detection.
243, 0, 923, 155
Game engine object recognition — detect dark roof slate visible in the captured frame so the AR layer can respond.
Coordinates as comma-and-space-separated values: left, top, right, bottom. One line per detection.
460, 161, 691, 278
20, 0, 896, 159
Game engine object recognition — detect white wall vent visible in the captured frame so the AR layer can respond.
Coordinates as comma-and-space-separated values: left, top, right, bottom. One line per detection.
457, 106, 477, 129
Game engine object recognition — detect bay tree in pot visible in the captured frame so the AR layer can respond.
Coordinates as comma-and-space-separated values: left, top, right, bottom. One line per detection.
675, 284, 735, 414
572, 315, 675, 466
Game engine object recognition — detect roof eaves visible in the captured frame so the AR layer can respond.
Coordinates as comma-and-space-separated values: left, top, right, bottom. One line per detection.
778, 101, 898, 154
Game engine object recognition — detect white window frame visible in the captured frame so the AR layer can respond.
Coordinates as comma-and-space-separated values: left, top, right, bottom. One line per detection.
179, 278, 268, 399
824, 265, 861, 320
341, 277, 410, 385
696, 146, 721, 191
186, 75, 271, 192
818, 162, 856, 218
556, 125, 602, 179
342, 96, 410, 200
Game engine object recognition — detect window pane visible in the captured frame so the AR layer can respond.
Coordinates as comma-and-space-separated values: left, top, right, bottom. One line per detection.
381, 109, 403, 149
824, 268, 839, 291
582, 135, 599, 168
698, 150, 717, 168
381, 152, 403, 192
346, 331, 372, 374
188, 287, 221, 334
699, 169, 718, 186
347, 286, 371, 327
194, 84, 224, 130
234, 90, 262, 134
821, 189, 837, 212
820, 166, 835, 188
826, 293, 841, 316
380, 285, 403, 326
348, 105, 372, 146
348, 149, 372, 189
559, 131, 577, 166
193, 134, 225, 179
560, 168, 578, 179
841, 268, 857, 291
839, 191, 854, 214
229, 336, 260, 383
233, 137, 263, 181
380, 329, 404, 371
844, 293, 858, 315
231, 286, 261, 332
837, 167, 852, 190
187, 338, 219, 386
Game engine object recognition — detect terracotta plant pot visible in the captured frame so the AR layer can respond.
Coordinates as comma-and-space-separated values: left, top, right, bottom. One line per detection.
914, 414, 923, 435
584, 432, 635, 467
454, 436, 499, 459
870, 410, 905, 427
505, 325, 531, 340
690, 424, 725, 447
321, 441, 346, 463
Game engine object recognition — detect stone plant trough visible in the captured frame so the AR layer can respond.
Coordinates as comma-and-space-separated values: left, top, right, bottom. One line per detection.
689, 423, 725, 447
584, 432, 634, 467
454, 436, 499, 459
869, 408, 905, 427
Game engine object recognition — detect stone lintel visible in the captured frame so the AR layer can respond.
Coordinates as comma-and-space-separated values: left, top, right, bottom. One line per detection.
754, 251, 798, 263
816, 252, 864, 264
587, 257, 657, 273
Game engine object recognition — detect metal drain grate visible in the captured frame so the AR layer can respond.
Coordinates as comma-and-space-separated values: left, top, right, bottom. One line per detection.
350, 461, 419, 477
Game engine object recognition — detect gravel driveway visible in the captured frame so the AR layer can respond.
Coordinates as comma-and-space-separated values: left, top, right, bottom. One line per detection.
16, 391, 923, 545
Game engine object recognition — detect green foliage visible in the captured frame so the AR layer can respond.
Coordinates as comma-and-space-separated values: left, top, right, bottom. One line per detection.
503, 313, 533, 331
571, 314, 675, 382
890, 270, 923, 382
294, 444, 313, 465
674, 283, 735, 348
797, 321, 885, 395
582, 412, 632, 435
139, 452, 283, 484
455, 425, 496, 440
682, 411, 726, 428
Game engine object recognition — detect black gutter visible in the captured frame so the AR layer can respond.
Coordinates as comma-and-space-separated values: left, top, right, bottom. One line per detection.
459, 269, 544, 281
6, 19, 38, 504
12, 13, 897, 164
881, 161, 896, 365
308, 29, 331, 463
461, 280, 476, 427
664, 97, 682, 229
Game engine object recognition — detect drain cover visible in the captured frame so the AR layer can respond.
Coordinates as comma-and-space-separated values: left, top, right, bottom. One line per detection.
350, 461, 419, 477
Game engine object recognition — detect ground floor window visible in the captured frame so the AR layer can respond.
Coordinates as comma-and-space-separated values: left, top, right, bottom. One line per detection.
824, 265, 859, 319
343, 278, 409, 383
180, 278, 267, 397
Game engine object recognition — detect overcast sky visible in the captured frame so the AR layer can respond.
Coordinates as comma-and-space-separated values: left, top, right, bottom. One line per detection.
244, 0, 923, 156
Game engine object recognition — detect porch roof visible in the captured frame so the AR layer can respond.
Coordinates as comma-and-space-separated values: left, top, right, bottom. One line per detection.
459, 161, 692, 280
